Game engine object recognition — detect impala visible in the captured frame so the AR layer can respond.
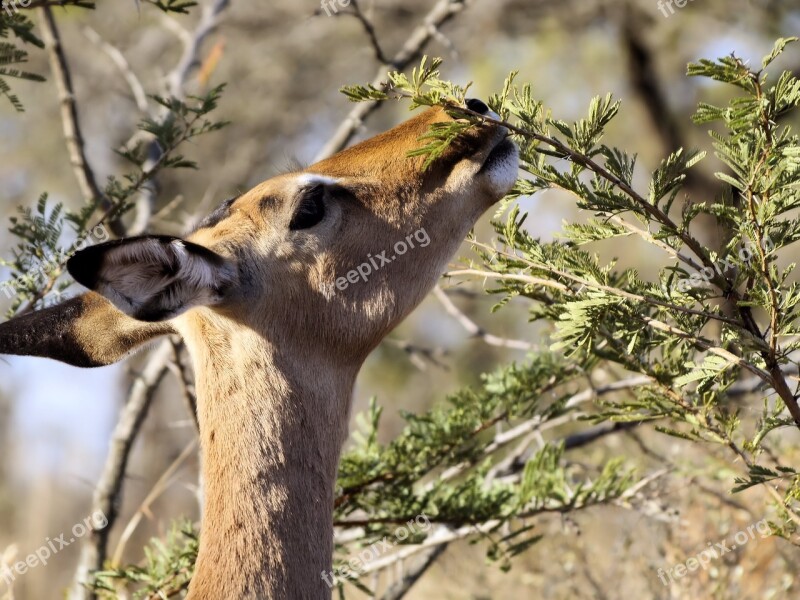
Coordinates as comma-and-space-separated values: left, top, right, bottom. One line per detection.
0, 99, 518, 598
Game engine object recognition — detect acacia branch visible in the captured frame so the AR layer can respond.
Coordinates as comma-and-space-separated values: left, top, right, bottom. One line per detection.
340, 0, 390, 64
70, 340, 175, 599
438, 100, 800, 429
378, 544, 449, 600
447, 263, 741, 330
38, 6, 126, 237
433, 285, 535, 351
313, 0, 470, 161
341, 476, 664, 580
81, 26, 149, 114
167, 338, 199, 432
127, 0, 231, 236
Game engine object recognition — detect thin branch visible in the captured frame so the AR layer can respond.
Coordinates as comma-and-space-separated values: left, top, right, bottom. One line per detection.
343, 0, 390, 64
166, 0, 230, 100
433, 285, 535, 351
38, 6, 126, 237
313, 0, 470, 161
384, 337, 449, 371
642, 315, 771, 381
110, 439, 197, 567
377, 544, 449, 600
409, 375, 653, 491
127, 0, 231, 236
70, 340, 174, 599
168, 339, 199, 432
447, 262, 741, 329
480, 376, 653, 481
609, 214, 704, 273
81, 26, 149, 114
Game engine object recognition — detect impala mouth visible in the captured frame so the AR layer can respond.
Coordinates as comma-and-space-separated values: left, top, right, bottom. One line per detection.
478, 134, 519, 195
480, 136, 517, 173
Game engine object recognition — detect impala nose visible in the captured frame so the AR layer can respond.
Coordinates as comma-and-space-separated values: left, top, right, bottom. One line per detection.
465, 98, 490, 114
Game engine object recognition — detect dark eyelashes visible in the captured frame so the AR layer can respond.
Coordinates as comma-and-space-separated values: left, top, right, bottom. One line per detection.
288, 184, 326, 230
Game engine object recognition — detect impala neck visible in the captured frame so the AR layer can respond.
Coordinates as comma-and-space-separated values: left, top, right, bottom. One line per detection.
183, 320, 357, 599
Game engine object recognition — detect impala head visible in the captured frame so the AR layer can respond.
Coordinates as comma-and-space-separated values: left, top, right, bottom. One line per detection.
0, 100, 517, 367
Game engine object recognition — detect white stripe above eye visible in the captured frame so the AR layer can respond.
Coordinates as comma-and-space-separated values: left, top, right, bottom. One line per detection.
296, 173, 340, 188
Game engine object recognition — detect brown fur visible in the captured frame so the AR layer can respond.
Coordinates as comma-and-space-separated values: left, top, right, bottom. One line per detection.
0, 106, 518, 598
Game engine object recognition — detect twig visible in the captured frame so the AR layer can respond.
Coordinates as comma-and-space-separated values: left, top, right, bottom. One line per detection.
38, 6, 126, 237
481, 376, 653, 481
81, 26, 149, 114
609, 215, 703, 273
384, 338, 449, 371
346, 0, 390, 64
377, 543, 449, 600
110, 439, 197, 568
313, 0, 470, 161
69, 341, 174, 599
433, 285, 535, 351
128, 0, 231, 236
446, 264, 741, 329
168, 339, 198, 432
406, 375, 652, 491
166, 0, 230, 100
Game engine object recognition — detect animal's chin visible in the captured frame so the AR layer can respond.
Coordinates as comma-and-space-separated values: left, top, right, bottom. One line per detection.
479, 137, 519, 198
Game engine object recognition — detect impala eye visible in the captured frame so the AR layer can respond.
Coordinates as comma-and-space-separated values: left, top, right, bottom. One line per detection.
289, 184, 326, 230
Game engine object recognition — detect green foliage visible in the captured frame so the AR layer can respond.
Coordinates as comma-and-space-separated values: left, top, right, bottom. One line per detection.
343, 56, 474, 169
94, 84, 230, 228
145, 0, 198, 13
0, 0, 198, 112
341, 37, 800, 573
2, 85, 228, 315
91, 521, 198, 598
0, 194, 71, 313
0, 11, 46, 112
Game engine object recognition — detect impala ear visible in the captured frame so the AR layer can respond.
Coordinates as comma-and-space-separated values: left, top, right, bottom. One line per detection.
68, 235, 237, 322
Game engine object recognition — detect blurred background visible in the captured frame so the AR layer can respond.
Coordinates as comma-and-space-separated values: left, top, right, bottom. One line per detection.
1, 0, 800, 598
